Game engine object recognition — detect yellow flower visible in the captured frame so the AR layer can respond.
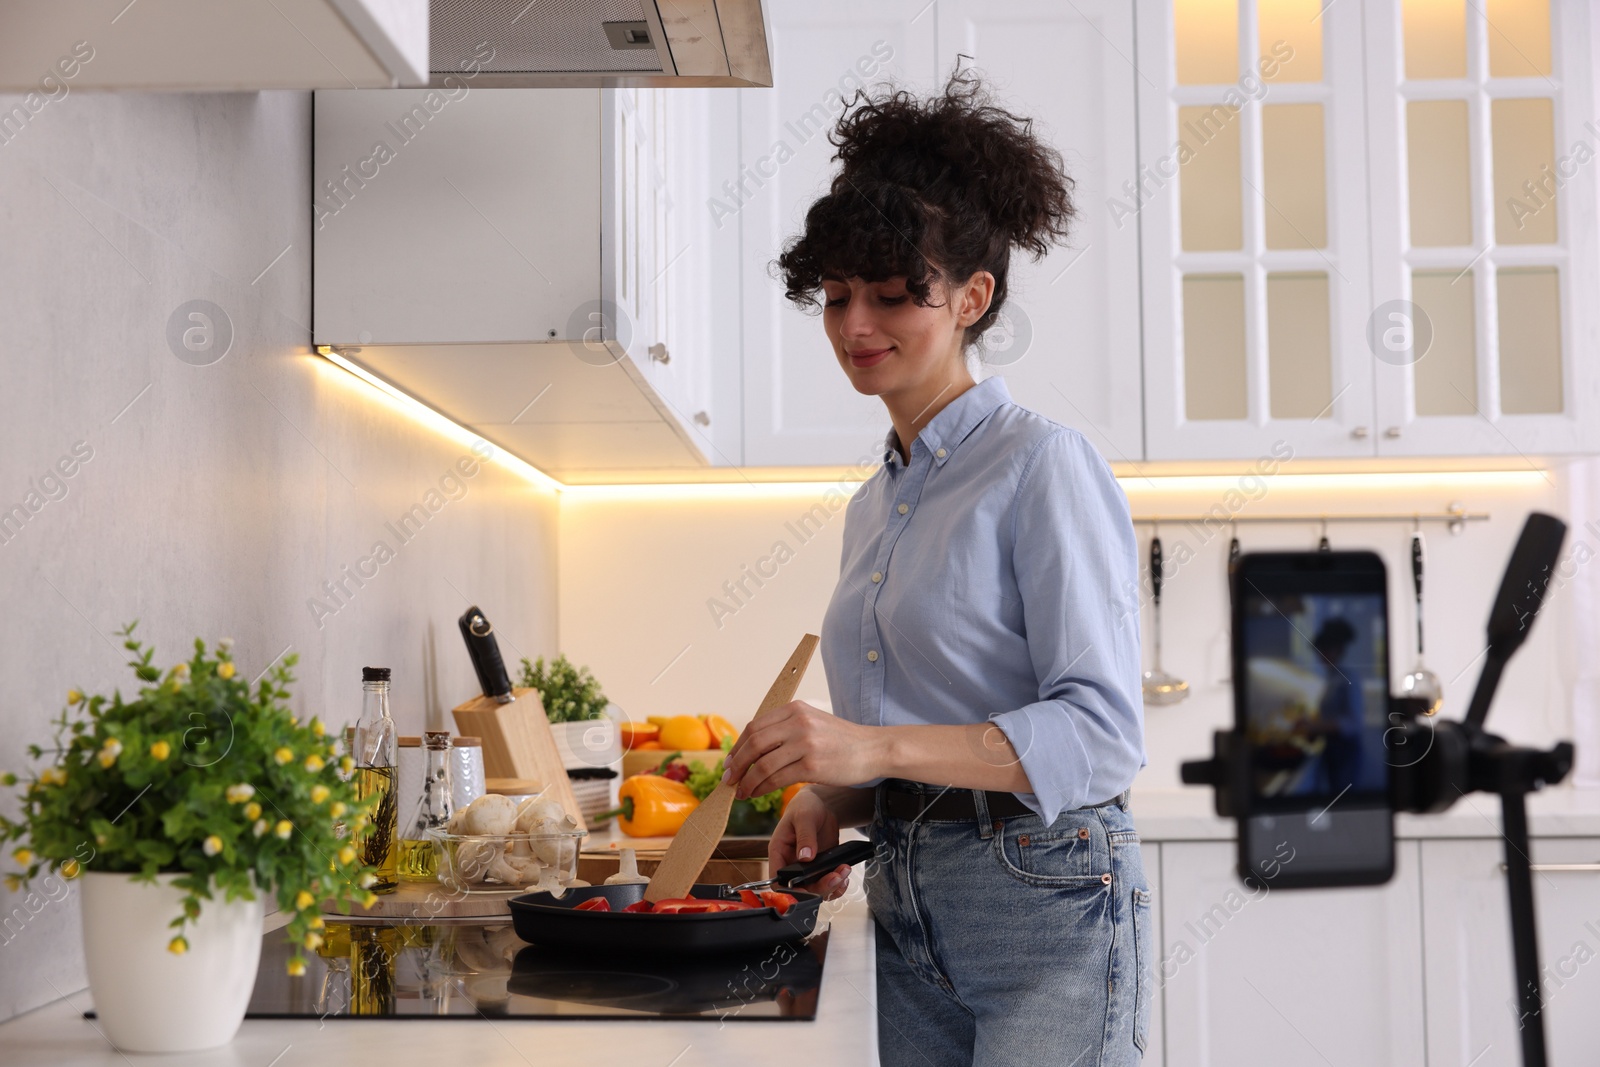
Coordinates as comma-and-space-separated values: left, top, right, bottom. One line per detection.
60, 860, 81, 879
293, 890, 315, 911
66, 689, 84, 706
3, 875, 20, 893
310, 785, 330, 804
225, 783, 255, 804
202, 835, 223, 857
274, 748, 293, 766
40, 767, 66, 787
309, 916, 325, 930
172, 663, 190, 678
338, 845, 357, 865
339, 756, 355, 776
168, 936, 188, 955
358, 872, 377, 889
252, 819, 269, 837
311, 718, 326, 738
12, 848, 33, 867
244, 802, 262, 821
304, 755, 325, 774
97, 750, 117, 769
98, 739, 122, 767
94, 833, 107, 846
217, 661, 236, 680
286, 957, 306, 977
304, 932, 324, 951
149, 740, 171, 761
275, 820, 293, 840
329, 802, 346, 820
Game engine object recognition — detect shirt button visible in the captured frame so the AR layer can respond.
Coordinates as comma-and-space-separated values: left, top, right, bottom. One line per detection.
866, 650, 879, 663
935, 448, 947, 459
871, 571, 883, 583
897, 503, 909, 515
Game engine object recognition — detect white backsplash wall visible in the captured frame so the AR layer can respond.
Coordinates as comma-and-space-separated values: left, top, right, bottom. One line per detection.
560, 458, 1586, 796
0, 91, 559, 1023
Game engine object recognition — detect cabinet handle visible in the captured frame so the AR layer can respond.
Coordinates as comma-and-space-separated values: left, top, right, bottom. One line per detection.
1385, 427, 1402, 438
1500, 862, 1600, 873
693, 411, 710, 427
1351, 426, 1370, 439
648, 343, 671, 365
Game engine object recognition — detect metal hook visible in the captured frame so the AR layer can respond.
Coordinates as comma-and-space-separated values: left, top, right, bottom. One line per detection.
1318, 517, 1331, 553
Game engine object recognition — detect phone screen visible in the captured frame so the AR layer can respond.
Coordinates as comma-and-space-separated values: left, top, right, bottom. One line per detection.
1233, 552, 1395, 888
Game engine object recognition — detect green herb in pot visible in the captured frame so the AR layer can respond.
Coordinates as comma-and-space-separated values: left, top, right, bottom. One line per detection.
517, 653, 607, 724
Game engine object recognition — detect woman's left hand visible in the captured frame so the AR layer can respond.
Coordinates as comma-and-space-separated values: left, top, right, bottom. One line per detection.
722, 701, 882, 799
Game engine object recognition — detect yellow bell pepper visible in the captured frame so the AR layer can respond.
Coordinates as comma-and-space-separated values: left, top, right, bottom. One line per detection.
609, 775, 699, 837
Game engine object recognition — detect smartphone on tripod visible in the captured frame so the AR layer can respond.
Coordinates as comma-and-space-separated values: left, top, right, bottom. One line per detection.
1232, 551, 1395, 889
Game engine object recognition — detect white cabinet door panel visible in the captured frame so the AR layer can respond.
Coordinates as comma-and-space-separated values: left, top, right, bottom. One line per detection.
1160, 840, 1426, 1067
937, 0, 1144, 463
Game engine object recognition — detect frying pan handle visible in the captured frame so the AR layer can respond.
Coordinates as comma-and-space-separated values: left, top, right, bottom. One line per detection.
773, 839, 876, 888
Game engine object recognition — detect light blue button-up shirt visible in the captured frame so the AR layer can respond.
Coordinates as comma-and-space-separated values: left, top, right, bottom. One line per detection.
819, 374, 1146, 827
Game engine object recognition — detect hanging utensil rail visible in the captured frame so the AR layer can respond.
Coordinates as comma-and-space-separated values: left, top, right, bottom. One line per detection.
1129, 508, 1488, 535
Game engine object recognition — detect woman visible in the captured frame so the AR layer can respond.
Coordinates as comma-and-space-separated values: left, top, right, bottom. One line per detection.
722, 70, 1150, 1066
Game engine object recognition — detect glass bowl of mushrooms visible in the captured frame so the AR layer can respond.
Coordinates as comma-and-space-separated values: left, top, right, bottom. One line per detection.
430, 793, 586, 893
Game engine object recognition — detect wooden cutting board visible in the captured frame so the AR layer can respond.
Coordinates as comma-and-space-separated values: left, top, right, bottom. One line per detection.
452, 687, 586, 833
643, 634, 817, 902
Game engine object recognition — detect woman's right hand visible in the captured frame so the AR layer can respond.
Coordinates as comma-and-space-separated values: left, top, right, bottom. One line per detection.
769, 787, 852, 900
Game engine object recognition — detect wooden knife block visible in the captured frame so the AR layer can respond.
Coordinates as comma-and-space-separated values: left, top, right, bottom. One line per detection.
452, 687, 586, 833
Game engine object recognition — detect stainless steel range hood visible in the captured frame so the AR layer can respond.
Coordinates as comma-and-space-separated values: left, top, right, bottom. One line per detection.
431, 0, 771, 88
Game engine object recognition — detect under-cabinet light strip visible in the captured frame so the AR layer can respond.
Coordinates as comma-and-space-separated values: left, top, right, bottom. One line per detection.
317, 349, 1552, 498
317, 347, 563, 495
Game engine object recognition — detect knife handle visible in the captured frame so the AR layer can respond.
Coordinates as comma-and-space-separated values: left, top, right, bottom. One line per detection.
459, 605, 515, 704
774, 839, 877, 888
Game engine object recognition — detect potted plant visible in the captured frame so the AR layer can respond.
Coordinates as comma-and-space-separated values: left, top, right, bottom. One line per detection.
518, 653, 621, 771
0, 624, 377, 1053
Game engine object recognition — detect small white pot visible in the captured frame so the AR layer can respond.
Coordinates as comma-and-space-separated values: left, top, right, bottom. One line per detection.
79, 871, 264, 1053
550, 709, 623, 772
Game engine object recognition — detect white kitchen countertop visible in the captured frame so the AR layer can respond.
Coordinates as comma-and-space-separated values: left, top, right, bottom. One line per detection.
1129, 785, 1600, 840
0, 895, 881, 1067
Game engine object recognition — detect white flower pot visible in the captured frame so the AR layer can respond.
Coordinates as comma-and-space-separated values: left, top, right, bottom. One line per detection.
79, 871, 264, 1053
550, 707, 624, 772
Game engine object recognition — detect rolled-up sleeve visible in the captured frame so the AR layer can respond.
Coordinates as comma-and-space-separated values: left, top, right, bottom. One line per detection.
989, 429, 1146, 826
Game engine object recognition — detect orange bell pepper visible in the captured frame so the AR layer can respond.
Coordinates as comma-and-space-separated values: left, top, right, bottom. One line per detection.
606, 775, 699, 837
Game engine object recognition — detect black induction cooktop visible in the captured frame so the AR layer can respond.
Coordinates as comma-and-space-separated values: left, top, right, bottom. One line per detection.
241, 919, 828, 1022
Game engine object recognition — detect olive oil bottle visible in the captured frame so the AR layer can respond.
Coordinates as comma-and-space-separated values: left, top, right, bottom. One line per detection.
353, 667, 398, 893
397, 730, 453, 882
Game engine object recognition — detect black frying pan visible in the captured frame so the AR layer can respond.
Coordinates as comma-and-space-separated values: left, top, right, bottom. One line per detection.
508, 840, 875, 955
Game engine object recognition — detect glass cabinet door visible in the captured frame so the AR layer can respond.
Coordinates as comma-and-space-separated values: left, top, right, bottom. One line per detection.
1140, 0, 1376, 460
1366, 0, 1599, 455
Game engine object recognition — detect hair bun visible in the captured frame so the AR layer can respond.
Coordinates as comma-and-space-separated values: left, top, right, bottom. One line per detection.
828, 67, 1075, 260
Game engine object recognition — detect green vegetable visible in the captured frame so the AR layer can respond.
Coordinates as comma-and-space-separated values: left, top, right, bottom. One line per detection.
726, 798, 779, 836
683, 755, 782, 813
517, 653, 607, 723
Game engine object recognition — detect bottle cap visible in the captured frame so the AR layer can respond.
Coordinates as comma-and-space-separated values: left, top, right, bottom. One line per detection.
362, 666, 391, 682
423, 730, 452, 749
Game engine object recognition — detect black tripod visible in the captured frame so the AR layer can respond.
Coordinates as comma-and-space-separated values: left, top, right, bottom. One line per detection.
1184, 512, 1572, 1067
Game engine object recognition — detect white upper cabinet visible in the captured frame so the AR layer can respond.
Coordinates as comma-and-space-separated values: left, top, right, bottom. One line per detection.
736, 0, 943, 468
1365, 0, 1599, 455
736, 0, 1144, 468
0, 0, 428, 91
936, 0, 1145, 466
1140, 0, 1598, 461
313, 87, 732, 476
1139, 0, 1376, 461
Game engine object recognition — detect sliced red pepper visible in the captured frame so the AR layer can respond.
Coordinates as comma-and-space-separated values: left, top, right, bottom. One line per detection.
573, 897, 611, 912
758, 890, 797, 915
622, 900, 654, 913
650, 897, 754, 914
737, 889, 762, 908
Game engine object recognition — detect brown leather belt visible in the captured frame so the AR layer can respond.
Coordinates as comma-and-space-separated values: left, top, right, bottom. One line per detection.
880, 780, 1127, 822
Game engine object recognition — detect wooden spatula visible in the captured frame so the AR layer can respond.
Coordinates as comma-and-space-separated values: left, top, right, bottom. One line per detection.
643, 633, 818, 903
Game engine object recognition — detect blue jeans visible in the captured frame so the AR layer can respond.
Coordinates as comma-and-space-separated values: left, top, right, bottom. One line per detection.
865, 781, 1152, 1066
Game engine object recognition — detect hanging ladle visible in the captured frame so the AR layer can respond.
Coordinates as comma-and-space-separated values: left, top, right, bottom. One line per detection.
1400, 526, 1444, 714
1142, 529, 1190, 706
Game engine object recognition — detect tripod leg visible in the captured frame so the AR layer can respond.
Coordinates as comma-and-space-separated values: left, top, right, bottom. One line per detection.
1501, 791, 1548, 1067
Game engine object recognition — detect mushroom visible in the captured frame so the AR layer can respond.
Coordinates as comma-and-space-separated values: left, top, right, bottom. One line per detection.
457, 794, 519, 836
603, 848, 650, 886
514, 795, 565, 833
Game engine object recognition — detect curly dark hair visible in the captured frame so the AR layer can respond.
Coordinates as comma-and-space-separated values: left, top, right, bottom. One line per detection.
775, 67, 1076, 352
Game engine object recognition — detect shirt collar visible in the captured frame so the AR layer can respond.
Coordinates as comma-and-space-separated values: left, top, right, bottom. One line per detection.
882, 375, 1012, 471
